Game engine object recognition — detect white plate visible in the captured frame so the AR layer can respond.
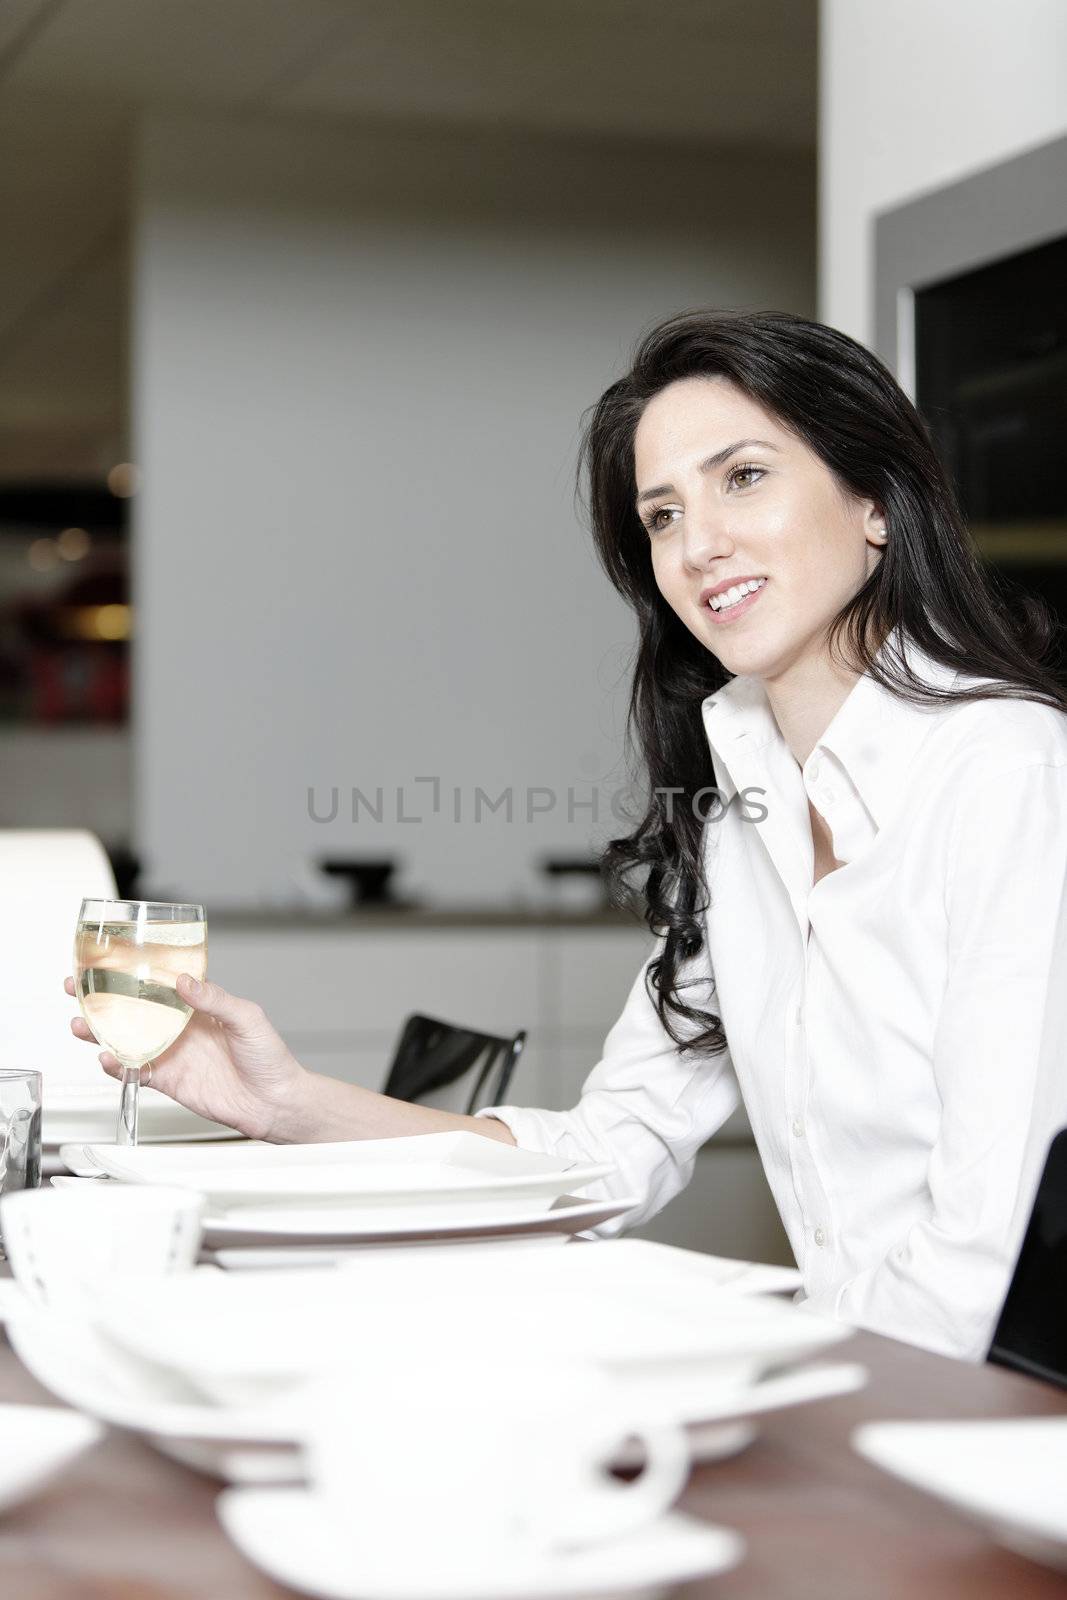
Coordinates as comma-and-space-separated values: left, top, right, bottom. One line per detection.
75, 1131, 614, 1212
48, 1122, 239, 1147
0, 1404, 104, 1513
56, 1148, 115, 1177
217, 1488, 744, 1599
202, 1192, 640, 1247
854, 1417, 1067, 1571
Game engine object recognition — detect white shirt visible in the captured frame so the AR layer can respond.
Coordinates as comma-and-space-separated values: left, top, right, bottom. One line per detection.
479, 629, 1067, 1361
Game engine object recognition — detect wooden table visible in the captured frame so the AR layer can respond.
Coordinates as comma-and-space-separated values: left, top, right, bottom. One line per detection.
2, 1325, 1066, 1599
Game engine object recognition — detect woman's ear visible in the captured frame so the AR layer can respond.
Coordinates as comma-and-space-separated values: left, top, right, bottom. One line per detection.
865, 503, 889, 547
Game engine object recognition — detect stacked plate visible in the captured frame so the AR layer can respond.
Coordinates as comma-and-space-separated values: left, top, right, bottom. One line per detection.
59, 1131, 637, 1247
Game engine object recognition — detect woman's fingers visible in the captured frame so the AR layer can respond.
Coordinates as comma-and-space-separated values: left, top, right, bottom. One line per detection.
67, 977, 100, 1044
99, 1053, 120, 1078
176, 974, 270, 1041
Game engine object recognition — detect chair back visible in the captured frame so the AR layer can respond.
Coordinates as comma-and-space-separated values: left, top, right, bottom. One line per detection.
987, 1127, 1067, 1388
0, 830, 116, 1084
382, 1013, 526, 1117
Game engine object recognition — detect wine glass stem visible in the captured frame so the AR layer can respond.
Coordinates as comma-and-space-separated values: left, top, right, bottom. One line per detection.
118, 1065, 140, 1147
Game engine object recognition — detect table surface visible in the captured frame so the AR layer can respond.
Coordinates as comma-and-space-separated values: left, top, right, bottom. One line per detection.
2, 1323, 1066, 1600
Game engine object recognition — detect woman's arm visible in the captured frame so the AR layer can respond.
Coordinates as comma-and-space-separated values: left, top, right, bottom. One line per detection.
267, 1069, 519, 1145
802, 755, 1067, 1360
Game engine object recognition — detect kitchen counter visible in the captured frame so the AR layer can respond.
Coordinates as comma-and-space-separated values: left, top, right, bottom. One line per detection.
206, 903, 644, 930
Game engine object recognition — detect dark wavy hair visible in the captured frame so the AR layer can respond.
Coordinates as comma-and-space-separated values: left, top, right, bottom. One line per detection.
579, 308, 1067, 1056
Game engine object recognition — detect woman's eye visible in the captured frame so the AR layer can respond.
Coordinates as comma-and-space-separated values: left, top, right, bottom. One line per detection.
648, 506, 679, 533
728, 463, 765, 490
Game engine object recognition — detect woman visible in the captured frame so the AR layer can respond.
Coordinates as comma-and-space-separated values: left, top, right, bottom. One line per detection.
67, 310, 1067, 1361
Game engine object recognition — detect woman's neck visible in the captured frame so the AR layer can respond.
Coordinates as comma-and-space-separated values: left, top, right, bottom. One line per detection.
762, 644, 863, 770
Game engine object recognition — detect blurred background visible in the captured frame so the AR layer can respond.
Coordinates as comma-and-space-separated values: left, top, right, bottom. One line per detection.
1, 0, 1064, 1258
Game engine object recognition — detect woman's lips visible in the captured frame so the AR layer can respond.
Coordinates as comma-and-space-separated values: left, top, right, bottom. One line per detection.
704, 581, 767, 624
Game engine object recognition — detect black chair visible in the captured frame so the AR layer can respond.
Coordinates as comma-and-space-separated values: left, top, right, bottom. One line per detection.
381, 1013, 527, 1117
987, 1128, 1067, 1388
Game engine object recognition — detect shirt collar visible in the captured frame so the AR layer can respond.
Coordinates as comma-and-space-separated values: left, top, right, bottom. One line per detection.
701, 626, 962, 832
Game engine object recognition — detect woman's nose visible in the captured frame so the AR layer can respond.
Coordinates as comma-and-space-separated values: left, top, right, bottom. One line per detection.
681, 509, 735, 569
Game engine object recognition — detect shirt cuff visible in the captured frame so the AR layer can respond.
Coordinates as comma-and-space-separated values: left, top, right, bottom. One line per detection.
472, 1102, 556, 1151
471, 1103, 637, 1237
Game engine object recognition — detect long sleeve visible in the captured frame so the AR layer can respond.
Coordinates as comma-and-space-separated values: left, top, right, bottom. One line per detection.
802, 756, 1067, 1360
475, 931, 740, 1235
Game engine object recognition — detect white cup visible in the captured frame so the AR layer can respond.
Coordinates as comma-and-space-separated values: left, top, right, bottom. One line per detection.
0, 1184, 204, 1310
303, 1354, 690, 1585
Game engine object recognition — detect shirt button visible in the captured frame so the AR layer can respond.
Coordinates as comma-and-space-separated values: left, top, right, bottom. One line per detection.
813, 1227, 826, 1248
791, 1117, 805, 1138
818, 786, 835, 807
809, 758, 821, 780
794, 1004, 803, 1026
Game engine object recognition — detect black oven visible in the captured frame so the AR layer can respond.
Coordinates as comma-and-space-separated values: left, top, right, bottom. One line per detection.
914, 232, 1067, 633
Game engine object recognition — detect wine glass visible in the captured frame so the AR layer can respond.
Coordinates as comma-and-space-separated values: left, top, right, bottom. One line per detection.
73, 899, 207, 1146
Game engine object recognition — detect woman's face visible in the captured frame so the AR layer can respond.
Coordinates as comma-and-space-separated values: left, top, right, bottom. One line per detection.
632, 375, 887, 686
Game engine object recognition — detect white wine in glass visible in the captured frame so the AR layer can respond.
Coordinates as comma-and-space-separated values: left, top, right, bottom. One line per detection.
74, 899, 207, 1146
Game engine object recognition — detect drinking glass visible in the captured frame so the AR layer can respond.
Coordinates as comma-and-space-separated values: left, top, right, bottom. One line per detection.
0, 1069, 42, 1197
73, 899, 207, 1146
0, 1069, 42, 1261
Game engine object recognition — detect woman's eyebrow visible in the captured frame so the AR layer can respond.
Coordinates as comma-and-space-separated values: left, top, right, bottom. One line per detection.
635, 438, 781, 507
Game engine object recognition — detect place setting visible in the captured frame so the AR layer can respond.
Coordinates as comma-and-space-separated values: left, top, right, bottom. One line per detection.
4, 1172, 749, 1600
0, 1167, 870, 1597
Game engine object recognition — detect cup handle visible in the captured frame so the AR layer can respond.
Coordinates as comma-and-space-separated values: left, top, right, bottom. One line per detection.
563, 1421, 690, 1546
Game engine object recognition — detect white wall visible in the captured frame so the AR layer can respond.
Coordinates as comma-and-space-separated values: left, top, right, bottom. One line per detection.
819, 0, 1067, 341
134, 113, 815, 906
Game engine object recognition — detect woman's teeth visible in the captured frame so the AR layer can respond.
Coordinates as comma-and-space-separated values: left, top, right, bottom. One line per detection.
709, 578, 766, 612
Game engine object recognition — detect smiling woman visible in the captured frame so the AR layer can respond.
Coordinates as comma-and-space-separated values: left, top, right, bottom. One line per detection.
67, 309, 1067, 1365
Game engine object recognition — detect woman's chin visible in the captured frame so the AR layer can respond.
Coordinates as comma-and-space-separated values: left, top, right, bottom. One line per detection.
706, 632, 779, 679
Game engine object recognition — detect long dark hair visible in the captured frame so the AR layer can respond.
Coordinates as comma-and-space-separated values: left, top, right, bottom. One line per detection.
579, 308, 1067, 1056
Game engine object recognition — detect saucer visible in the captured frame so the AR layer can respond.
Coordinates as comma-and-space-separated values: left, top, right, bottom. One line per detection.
216, 1487, 744, 1599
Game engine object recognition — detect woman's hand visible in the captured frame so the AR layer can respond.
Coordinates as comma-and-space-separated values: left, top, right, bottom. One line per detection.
65, 973, 308, 1141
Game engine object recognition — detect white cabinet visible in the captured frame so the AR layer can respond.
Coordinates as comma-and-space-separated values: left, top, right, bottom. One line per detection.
208, 928, 541, 1038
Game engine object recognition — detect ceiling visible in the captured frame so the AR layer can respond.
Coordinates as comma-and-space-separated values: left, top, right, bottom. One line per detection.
0, 0, 817, 481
